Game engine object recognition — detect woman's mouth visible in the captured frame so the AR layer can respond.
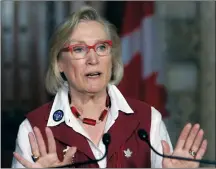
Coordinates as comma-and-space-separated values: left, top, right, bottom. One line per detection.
86, 72, 102, 78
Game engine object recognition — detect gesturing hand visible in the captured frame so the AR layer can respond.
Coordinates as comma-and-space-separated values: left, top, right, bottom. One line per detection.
161, 123, 207, 168
13, 126, 77, 168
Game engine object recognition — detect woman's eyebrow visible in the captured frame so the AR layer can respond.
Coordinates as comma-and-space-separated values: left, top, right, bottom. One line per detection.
68, 39, 108, 44
68, 39, 86, 44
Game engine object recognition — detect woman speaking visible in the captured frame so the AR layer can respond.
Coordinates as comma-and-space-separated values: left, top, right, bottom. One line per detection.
12, 6, 207, 168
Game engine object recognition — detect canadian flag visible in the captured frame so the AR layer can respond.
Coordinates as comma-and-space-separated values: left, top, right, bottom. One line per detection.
118, 1, 168, 118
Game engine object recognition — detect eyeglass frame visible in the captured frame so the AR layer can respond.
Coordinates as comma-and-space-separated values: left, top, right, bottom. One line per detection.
60, 40, 113, 59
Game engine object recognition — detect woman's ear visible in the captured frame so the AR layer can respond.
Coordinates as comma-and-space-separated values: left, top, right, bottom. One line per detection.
58, 62, 67, 81
57, 55, 67, 81
57, 59, 64, 72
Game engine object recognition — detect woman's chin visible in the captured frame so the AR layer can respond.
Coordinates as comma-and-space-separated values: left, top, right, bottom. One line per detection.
85, 84, 106, 94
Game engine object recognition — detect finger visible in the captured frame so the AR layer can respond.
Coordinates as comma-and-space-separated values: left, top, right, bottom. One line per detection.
161, 141, 172, 168
62, 147, 77, 165
161, 140, 172, 156
28, 132, 40, 157
184, 124, 200, 150
195, 139, 208, 160
190, 129, 204, 153
34, 126, 47, 156
175, 123, 192, 150
13, 152, 33, 168
45, 127, 56, 153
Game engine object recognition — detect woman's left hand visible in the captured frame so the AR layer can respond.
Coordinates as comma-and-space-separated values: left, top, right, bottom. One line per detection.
162, 123, 207, 168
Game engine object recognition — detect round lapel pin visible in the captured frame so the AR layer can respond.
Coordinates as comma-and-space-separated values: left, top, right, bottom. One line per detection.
53, 110, 64, 122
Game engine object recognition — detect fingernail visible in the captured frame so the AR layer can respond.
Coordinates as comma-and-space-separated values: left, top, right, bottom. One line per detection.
28, 132, 33, 137
195, 123, 200, 128
187, 123, 192, 128
161, 140, 165, 146
199, 129, 204, 133
33, 126, 38, 130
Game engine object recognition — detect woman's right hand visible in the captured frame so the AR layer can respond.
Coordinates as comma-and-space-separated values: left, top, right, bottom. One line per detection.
13, 126, 77, 168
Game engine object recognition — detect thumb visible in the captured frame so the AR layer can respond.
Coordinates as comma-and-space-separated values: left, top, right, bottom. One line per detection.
62, 147, 77, 164
161, 140, 171, 156
161, 140, 172, 168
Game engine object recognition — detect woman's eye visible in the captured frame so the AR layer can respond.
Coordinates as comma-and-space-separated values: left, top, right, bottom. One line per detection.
73, 46, 85, 53
97, 44, 107, 51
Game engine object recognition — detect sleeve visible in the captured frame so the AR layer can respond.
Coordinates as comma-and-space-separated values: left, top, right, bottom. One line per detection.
11, 119, 34, 168
150, 107, 173, 168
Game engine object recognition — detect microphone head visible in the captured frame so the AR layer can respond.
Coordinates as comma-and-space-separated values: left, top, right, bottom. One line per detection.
102, 133, 111, 146
138, 129, 149, 142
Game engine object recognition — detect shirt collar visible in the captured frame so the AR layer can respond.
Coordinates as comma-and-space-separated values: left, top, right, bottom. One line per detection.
46, 83, 134, 127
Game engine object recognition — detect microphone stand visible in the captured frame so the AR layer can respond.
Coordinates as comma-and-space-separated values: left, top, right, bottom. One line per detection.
56, 133, 111, 168
138, 129, 216, 166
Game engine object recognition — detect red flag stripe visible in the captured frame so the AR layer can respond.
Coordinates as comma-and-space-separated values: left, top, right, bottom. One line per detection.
118, 1, 169, 118
121, 1, 154, 36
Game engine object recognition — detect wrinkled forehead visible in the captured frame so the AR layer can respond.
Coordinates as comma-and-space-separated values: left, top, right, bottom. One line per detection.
68, 20, 110, 45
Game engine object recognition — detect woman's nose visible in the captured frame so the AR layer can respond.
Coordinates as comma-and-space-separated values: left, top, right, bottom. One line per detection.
86, 49, 99, 65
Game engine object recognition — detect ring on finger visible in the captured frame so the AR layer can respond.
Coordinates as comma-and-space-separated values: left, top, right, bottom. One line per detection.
31, 154, 40, 162
189, 149, 197, 157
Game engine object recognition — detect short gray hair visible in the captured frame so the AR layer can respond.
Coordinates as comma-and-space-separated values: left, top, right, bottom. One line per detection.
45, 6, 124, 95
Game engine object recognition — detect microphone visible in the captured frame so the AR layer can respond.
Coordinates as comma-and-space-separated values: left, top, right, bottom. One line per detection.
57, 133, 111, 168
138, 129, 216, 166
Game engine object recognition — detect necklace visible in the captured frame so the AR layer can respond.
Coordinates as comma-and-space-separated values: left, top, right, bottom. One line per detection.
69, 94, 111, 126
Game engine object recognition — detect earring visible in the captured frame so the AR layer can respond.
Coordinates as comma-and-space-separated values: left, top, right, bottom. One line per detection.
60, 72, 67, 81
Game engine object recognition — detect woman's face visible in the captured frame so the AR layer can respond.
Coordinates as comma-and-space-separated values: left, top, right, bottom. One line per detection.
58, 21, 112, 95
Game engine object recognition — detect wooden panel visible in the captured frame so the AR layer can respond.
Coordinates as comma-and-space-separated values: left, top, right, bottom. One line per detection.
70, 1, 86, 13
18, 1, 30, 65
4, 69, 14, 101
13, 1, 20, 106
19, 69, 31, 100
1, 1, 15, 64
54, 1, 65, 25
1, 1, 15, 111
28, 2, 40, 108
36, 1, 49, 104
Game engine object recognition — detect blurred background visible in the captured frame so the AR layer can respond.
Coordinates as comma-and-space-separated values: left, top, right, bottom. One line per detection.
1, 1, 215, 167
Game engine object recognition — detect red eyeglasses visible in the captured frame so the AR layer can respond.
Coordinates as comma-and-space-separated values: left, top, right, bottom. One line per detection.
60, 40, 113, 59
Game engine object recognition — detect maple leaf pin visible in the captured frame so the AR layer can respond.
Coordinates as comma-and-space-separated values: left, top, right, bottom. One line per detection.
124, 148, 132, 158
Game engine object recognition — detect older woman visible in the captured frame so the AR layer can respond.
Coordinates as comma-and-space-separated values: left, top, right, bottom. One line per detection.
12, 6, 207, 168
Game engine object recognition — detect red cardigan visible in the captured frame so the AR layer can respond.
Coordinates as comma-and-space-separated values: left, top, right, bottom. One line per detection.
26, 97, 152, 168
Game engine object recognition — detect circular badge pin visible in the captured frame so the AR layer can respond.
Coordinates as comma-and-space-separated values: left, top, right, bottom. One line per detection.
53, 110, 64, 122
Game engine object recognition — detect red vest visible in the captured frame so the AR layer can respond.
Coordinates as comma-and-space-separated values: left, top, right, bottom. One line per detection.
26, 97, 152, 168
